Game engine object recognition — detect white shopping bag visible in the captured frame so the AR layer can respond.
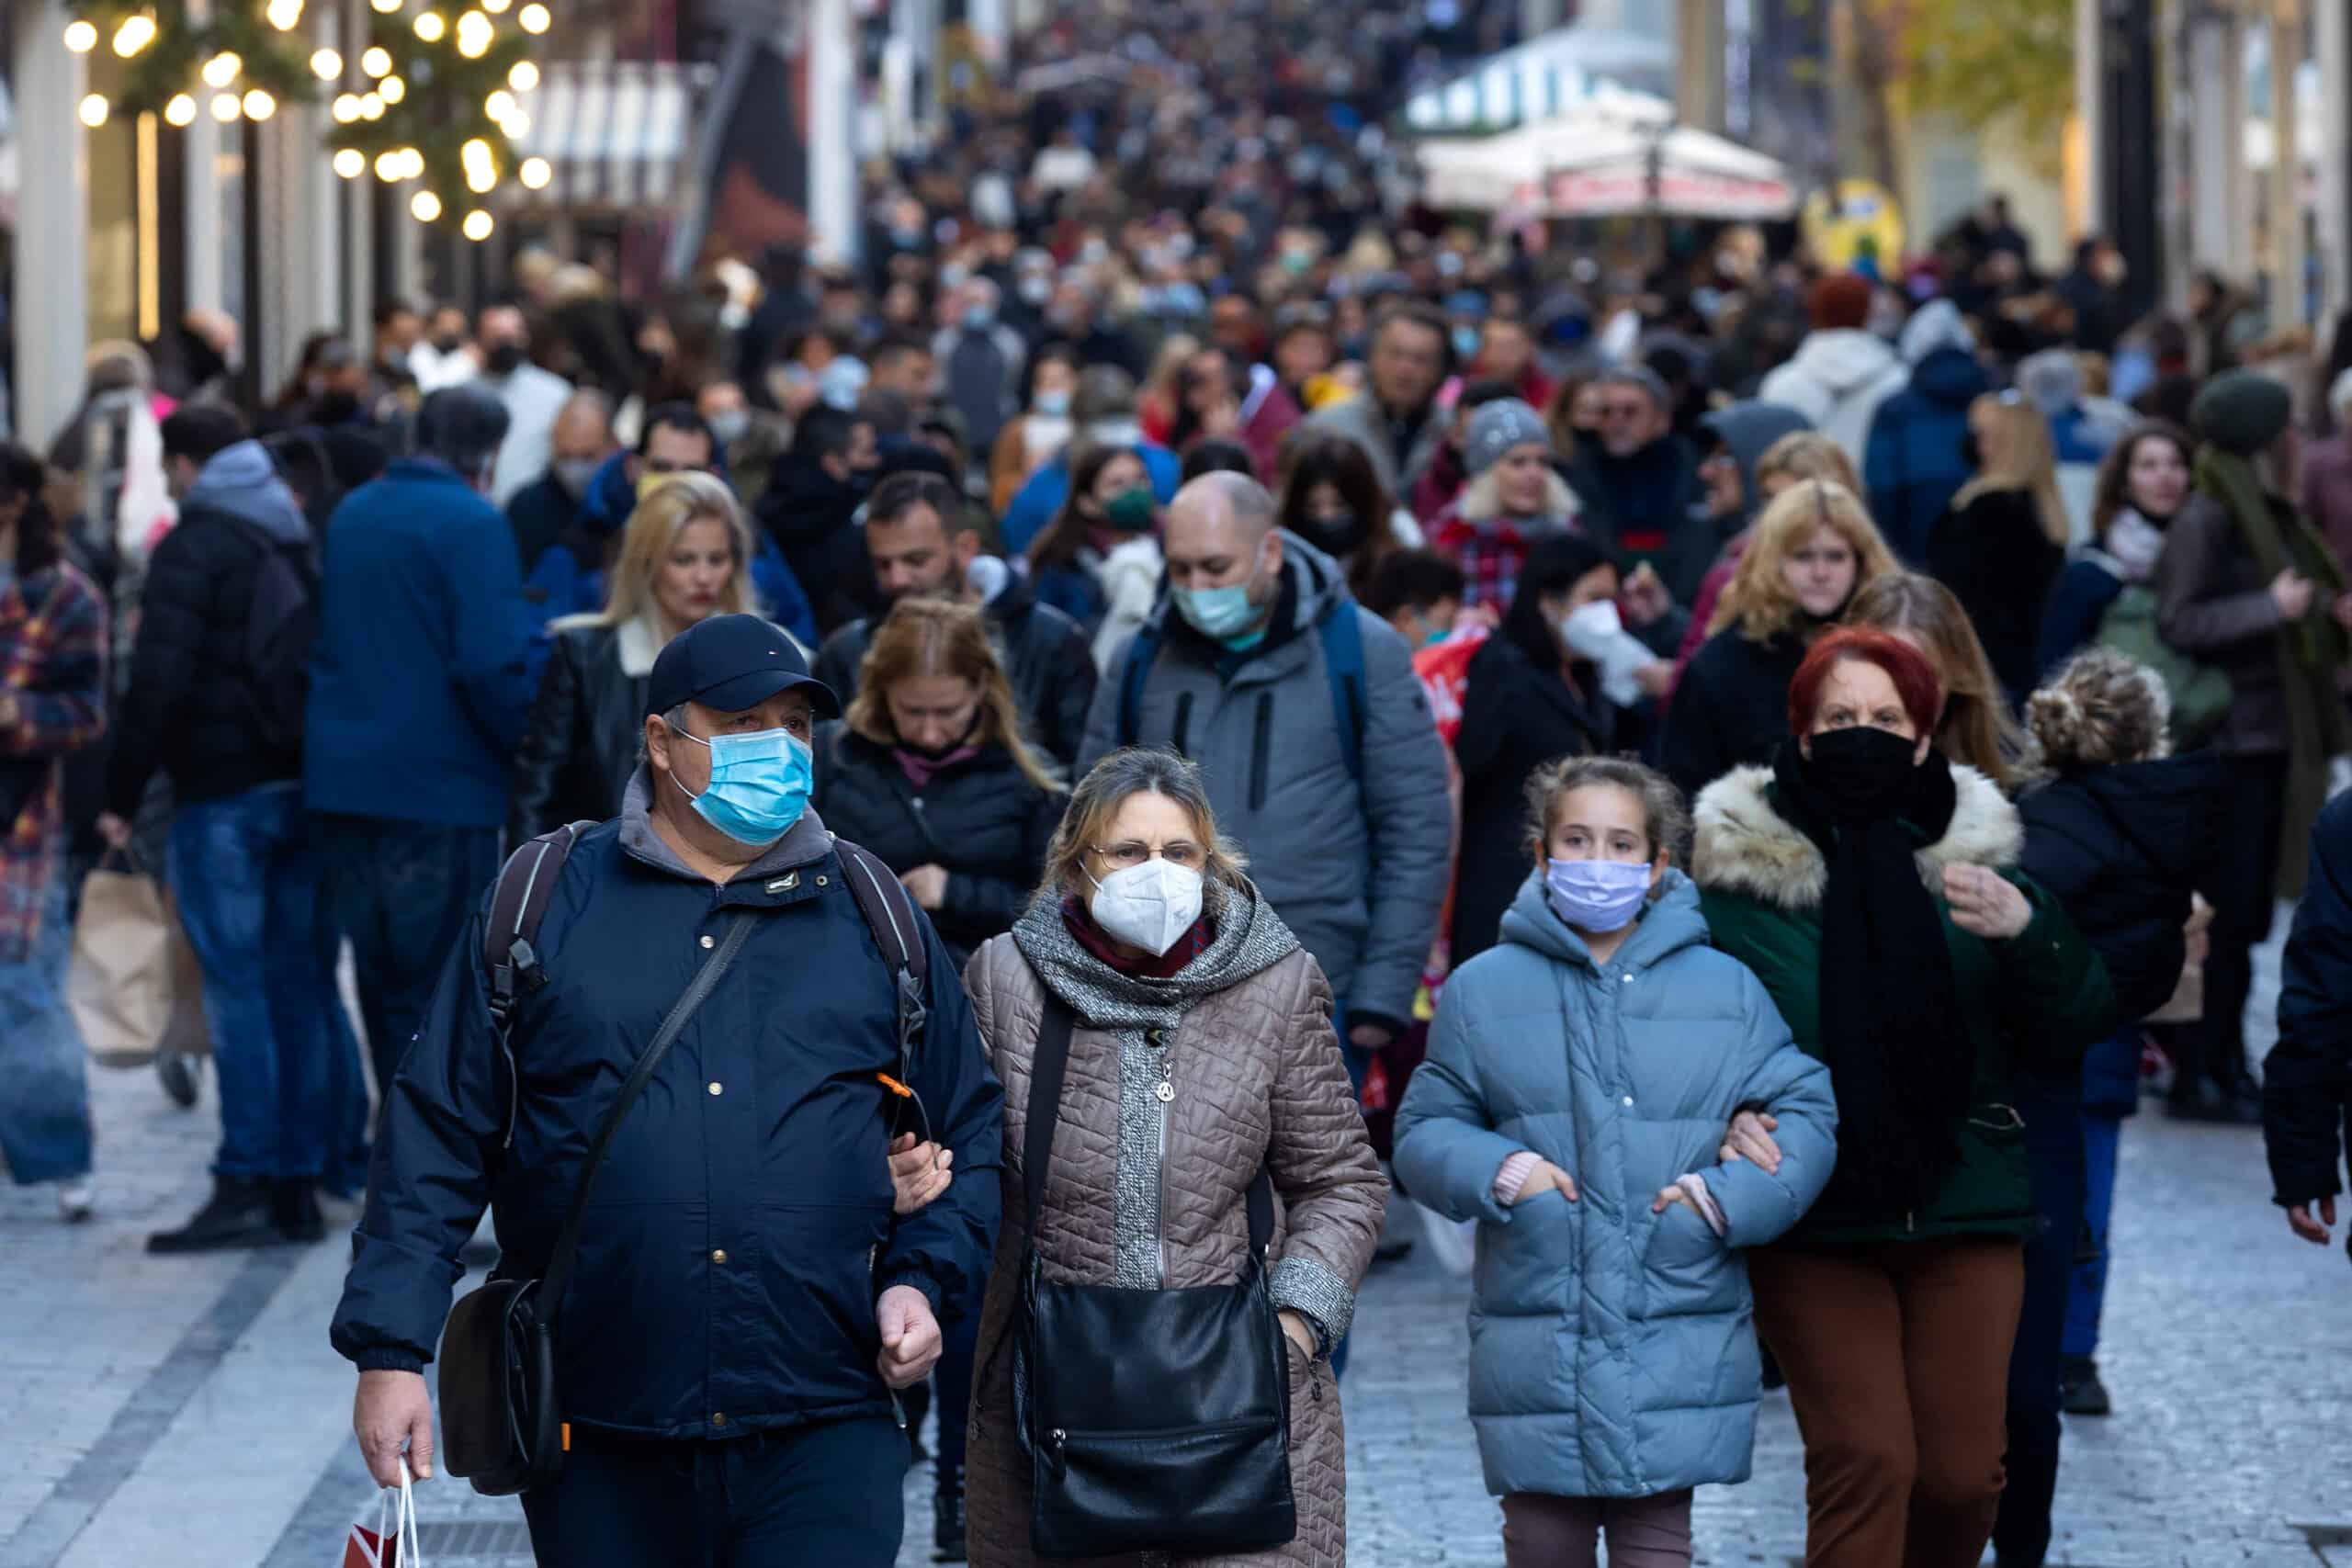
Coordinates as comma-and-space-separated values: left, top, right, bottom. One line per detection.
343, 1459, 423, 1568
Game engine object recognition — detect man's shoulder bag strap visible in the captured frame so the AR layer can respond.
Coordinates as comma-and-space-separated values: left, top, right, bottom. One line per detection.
483, 820, 599, 1028
832, 834, 931, 1085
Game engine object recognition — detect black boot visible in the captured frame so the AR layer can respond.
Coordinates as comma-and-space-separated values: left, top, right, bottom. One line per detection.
933, 1463, 966, 1562
146, 1176, 283, 1254
275, 1179, 325, 1244
2060, 1355, 2111, 1416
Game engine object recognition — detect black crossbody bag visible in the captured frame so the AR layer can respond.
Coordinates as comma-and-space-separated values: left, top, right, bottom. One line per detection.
1012, 997, 1297, 1558
438, 908, 758, 1496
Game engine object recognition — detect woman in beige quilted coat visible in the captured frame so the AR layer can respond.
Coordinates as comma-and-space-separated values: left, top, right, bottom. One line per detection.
961, 746, 1386, 1568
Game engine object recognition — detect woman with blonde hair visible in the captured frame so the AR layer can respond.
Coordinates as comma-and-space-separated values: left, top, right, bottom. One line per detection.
961, 747, 1385, 1568
510, 472, 761, 839
1846, 570, 2037, 795
1928, 393, 2069, 705
1662, 479, 1896, 801
1679, 428, 1864, 665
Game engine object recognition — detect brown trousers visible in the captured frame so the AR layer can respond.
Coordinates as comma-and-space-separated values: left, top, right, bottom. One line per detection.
1748, 1237, 2025, 1568
1500, 1490, 1693, 1568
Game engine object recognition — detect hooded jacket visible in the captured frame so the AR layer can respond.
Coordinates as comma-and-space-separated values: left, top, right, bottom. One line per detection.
1394, 871, 1836, 1500
961, 881, 1385, 1568
1759, 327, 1910, 471
1692, 763, 2115, 1245
107, 438, 314, 813
1079, 535, 1453, 1028
331, 778, 1004, 1438
1865, 301, 1992, 564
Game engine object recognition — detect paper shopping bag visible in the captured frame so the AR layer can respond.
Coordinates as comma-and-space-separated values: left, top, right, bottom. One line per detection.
345, 1461, 422, 1567
70, 854, 210, 1067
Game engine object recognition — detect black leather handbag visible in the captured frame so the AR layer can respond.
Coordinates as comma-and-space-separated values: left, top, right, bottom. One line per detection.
438, 909, 757, 1496
1012, 998, 1297, 1558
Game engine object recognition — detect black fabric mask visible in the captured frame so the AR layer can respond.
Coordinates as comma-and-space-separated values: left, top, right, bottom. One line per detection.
311, 391, 362, 425
1792, 726, 1926, 820
1295, 512, 1367, 559
484, 343, 527, 377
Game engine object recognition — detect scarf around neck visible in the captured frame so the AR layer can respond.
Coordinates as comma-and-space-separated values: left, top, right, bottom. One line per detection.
1770, 739, 1972, 1219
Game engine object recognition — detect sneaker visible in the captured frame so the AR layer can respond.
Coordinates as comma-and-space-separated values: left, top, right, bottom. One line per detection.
1416, 1201, 1476, 1278
55, 1179, 93, 1224
274, 1179, 325, 1244
146, 1176, 283, 1254
2060, 1356, 2111, 1416
156, 1051, 199, 1110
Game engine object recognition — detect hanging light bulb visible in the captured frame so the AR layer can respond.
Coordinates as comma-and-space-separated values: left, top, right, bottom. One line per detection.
201, 51, 241, 87
462, 209, 493, 242
62, 19, 97, 52
519, 156, 551, 190
334, 148, 367, 177
111, 16, 156, 56
507, 60, 538, 92
77, 94, 109, 128
399, 147, 425, 178
462, 137, 496, 192
482, 0, 510, 14
210, 92, 242, 121
379, 75, 406, 103
242, 89, 276, 119
517, 3, 548, 31
374, 150, 402, 180
266, 0, 302, 30
360, 92, 385, 118
369, 0, 401, 11
412, 191, 444, 221
361, 46, 392, 75
484, 88, 516, 120
331, 93, 361, 122
457, 29, 488, 57
413, 11, 445, 39
500, 109, 529, 136
311, 47, 343, 79
164, 94, 198, 127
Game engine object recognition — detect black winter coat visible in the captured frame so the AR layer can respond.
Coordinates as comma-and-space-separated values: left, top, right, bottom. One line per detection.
1449, 634, 1616, 964
756, 458, 874, 636
1660, 626, 1808, 807
106, 500, 309, 816
509, 619, 649, 842
2017, 754, 2223, 1024
1928, 488, 2064, 706
810, 726, 1063, 971
813, 576, 1098, 770
2265, 790, 2352, 1207
504, 468, 579, 579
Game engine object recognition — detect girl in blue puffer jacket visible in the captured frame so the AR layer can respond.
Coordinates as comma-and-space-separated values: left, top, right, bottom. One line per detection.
1394, 755, 1837, 1566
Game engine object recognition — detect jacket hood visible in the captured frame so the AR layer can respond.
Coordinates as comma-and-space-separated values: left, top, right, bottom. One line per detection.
1702, 402, 1812, 515
1690, 761, 2022, 911
187, 438, 311, 545
1497, 866, 1711, 970
576, 450, 639, 532
1911, 344, 1993, 406
1009, 874, 1302, 1031
1900, 299, 1973, 366
1787, 329, 1903, 395
2043, 754, 2222, 885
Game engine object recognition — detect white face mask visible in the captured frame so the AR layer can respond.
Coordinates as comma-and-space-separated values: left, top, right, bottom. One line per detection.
1086, 858, 1204, 957
1559, 600, 1653, 707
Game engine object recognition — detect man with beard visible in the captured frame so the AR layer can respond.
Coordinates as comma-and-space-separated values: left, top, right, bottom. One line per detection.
813, 471, 1095, 769
503, 390, 617, 578
476, 304, 575, 505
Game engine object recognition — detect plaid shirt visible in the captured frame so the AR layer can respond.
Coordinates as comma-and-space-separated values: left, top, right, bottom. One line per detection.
0, 563, 107, 962
1430, 511, 1553, 615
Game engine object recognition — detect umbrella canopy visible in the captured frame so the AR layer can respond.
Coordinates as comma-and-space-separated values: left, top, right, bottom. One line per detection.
1418, 111, 1796, 221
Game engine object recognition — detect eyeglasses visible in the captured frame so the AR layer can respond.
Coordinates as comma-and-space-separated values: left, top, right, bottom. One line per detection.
1091, 841, 1208, 872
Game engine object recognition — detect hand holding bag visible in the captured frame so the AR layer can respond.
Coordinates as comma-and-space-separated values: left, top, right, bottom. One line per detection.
342, 1458, 424, 1567
71, 849, 209, 1068
1012, 997, 1297, 1558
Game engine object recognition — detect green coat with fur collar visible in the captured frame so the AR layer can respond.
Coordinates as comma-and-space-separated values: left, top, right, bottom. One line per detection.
1690, 762, 2115, 1245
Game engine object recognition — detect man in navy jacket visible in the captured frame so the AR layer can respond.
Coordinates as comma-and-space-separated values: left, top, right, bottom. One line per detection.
334, 616, 1003, 1562
2267, 789, 2352, 1252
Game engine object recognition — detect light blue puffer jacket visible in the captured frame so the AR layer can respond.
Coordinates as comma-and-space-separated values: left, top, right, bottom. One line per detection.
1393, 868, 1837, 1501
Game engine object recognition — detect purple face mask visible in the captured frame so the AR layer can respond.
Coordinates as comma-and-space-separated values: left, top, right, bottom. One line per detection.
1544, 858, 1652, 934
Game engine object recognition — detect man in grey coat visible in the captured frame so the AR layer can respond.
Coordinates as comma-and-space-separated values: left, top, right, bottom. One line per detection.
1306, 301, 1453, 498
1080, 473, 1452, 1077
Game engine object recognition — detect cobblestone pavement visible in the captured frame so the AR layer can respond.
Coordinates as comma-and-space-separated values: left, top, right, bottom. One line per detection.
6, 946, 2348, 1568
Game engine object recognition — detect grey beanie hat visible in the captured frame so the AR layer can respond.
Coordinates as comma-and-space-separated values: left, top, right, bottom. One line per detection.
1464, 398, 1552, 477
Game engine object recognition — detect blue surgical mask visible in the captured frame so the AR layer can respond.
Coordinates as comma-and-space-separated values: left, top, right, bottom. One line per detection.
667, 721, 812, 846
1453, 326, 1480, 361
1033, 389, 1071, 417
962, 304, 996, 332
1544, 857, 1652, 934
1173, 571, 1267, 647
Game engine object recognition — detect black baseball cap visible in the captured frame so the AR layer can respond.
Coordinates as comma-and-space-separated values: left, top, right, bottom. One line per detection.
644, 615, 841, 720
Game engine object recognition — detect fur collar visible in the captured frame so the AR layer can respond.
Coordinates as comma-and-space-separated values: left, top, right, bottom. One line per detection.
1691, 761, 2022, 912
1454, 468, 1581, 525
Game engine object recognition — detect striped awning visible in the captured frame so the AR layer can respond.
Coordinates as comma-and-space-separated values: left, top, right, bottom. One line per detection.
1401, 27, 1670, 133
509, 61, 706, 209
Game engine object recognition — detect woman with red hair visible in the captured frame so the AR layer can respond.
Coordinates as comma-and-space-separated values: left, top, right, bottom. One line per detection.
1690, 626, 2114, 1568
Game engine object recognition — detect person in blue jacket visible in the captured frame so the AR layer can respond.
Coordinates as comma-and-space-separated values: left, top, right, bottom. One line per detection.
1864, 299, 1991, 566
1393, 754, 1836, 1566
998, 366, 1182, 557
333, 615, 1003, 1565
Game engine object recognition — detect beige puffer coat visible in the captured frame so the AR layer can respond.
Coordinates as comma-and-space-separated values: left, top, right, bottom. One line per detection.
960, 880, 1386, 1568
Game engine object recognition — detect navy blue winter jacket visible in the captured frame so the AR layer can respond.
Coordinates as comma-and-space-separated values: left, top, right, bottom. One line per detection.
330, 782, 1005, 1440
2265, 791, 2352, 1208
1864, 345, 1991, 566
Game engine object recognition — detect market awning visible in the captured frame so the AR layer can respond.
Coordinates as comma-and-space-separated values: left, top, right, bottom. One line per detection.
1418, 111, 1797, 221
1401, 25, 1670, 133
508, 61, 708, 209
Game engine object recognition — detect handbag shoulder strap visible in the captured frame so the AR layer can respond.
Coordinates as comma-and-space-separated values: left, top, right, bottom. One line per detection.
1024, 994, 1273, 1260
538, 908, 758, 1322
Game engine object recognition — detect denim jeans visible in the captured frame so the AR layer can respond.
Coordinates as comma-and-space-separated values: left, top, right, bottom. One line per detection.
169, 784, 345, 1183
0, 878, 92, 1185
315, 816, 502, 1095
2064, 1111, 2123, 1359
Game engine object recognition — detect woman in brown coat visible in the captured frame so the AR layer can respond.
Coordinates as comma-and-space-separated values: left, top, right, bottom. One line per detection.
961, 746, 1386, 1568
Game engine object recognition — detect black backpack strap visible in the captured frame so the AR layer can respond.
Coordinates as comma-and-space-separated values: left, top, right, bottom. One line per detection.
538, 908, 758, 1325
833, 836, 930, 1083
484, 821, 596, 1028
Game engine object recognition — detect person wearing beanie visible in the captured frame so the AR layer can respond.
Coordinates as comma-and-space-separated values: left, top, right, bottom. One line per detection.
1865, 299, 1995, 563
1562, 366, 1713, 615
2304, 367, 2352, 570
1760, 270, 1910, 468
2155, 367, 2352, 1121
1427, 396, 1583, 615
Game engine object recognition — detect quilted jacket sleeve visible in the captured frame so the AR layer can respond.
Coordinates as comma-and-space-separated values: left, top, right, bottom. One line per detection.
1263, 955, 1386, 1349
1392, 972, 1524, 1227
1680, 964, 1838, 1250
1347, 611, 1453, 1024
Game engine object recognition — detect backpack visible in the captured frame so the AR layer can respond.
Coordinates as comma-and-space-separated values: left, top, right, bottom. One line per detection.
1114, 595, 1366, 778
220, 517, 318, 755
2095, 584, 2232, 750
481, 823, 931, 1146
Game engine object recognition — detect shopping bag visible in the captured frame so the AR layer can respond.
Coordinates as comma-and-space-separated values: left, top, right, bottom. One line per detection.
69, 852, 209, 1067
344, 1460, 424, 1568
